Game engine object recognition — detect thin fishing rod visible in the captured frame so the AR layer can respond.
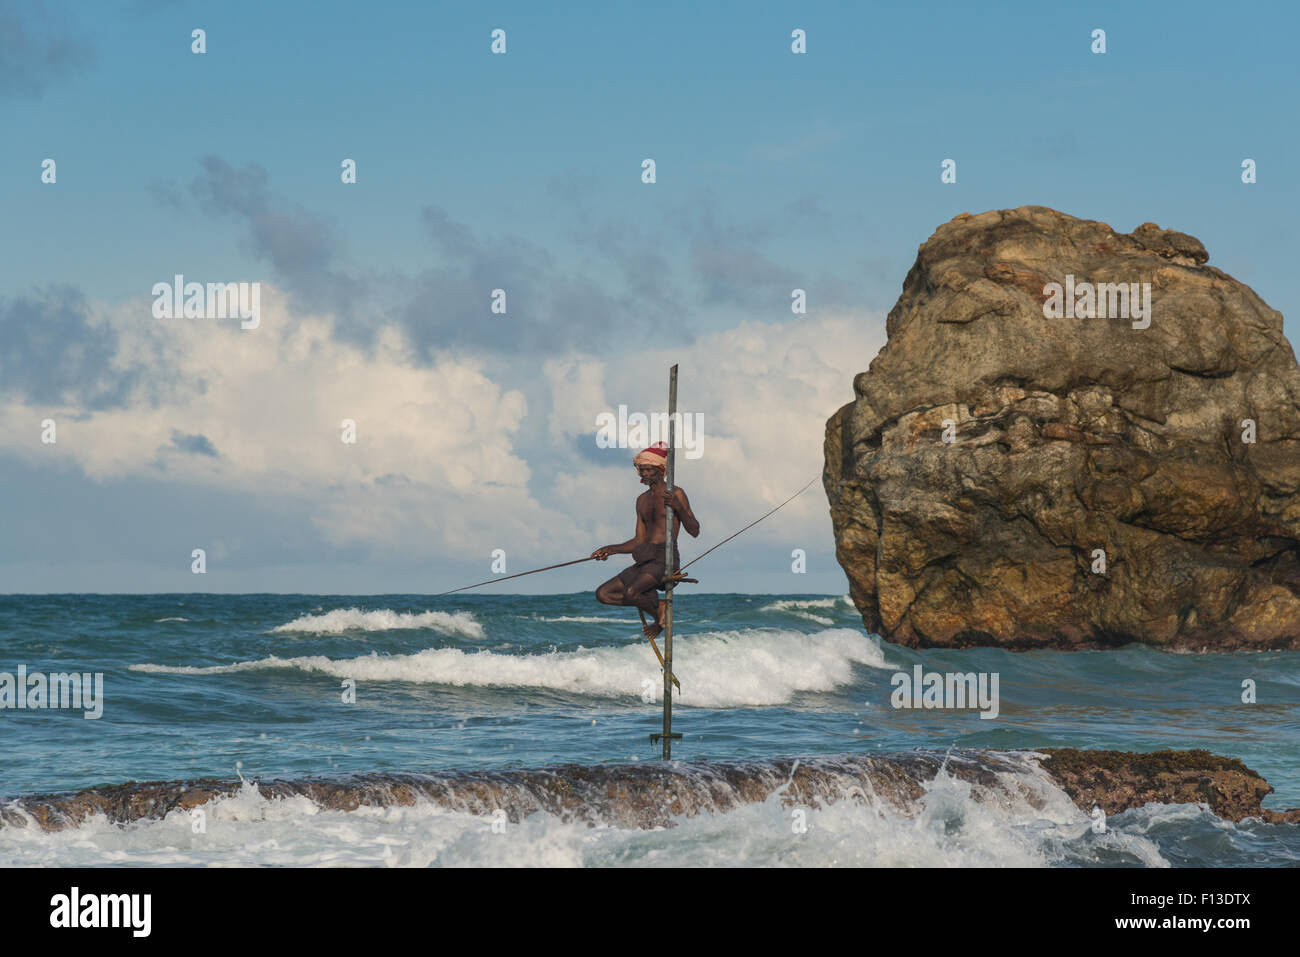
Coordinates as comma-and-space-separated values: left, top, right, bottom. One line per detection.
431, 471, 821, 597
431, 555, 597, 598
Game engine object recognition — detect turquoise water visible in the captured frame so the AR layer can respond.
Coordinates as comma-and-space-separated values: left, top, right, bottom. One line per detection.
1, 592, 1297, 866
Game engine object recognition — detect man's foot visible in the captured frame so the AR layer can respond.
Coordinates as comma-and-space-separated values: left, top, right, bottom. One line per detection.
638, 608, 661, 640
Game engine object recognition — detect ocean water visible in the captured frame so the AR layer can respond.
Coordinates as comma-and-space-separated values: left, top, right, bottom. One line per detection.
1, 592, 1297, 867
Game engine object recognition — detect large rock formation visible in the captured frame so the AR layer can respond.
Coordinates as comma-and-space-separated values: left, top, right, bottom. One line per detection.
825, 206, 1300, 650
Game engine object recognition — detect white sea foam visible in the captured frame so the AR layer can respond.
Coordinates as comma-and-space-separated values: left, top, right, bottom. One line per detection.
760, 596, 854, 626
762, 596, 852, 611
130, 627, 893, 708
269, 608, 485, 639
0, 766, 1172, 868
153, 617, 190, 622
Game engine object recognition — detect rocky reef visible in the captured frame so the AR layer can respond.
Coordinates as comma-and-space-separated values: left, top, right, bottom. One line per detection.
2, 749, 1295, 832
825, 206, 1300, 650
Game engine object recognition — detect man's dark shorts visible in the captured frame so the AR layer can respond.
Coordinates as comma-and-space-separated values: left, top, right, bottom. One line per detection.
618, 543, 681, 592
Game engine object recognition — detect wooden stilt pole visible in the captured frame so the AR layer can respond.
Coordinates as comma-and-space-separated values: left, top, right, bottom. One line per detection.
650, 364, 682, 758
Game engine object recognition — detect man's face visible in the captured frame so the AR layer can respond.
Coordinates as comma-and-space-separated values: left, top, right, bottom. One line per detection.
636, 464, 663, 486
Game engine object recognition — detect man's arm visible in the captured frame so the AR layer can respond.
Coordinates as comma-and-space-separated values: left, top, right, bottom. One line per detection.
668, 487, 700, 538
592, 512, 647, 560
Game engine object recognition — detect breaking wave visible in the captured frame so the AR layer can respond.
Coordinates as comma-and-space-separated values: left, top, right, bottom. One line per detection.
130, 627, 892, 708
761, 596, 854, 626
269, 608, 485, 639
0, 751, 1180, 867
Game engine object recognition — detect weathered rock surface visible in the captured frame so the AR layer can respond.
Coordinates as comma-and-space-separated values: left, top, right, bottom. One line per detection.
1036, 748, 1300, 823
2, 750, 1295, 831
825, 206, 1300, 650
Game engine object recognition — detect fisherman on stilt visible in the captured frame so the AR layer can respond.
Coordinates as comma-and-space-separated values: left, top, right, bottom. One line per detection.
591, 441, 700, 640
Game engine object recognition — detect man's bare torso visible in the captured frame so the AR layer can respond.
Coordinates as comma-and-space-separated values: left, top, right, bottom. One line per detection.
636, 482, 684, 545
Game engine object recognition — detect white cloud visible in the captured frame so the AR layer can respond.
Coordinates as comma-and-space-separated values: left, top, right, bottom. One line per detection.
2, 287, 886, 571
544, 312, 887, 556
0, 287, 549, 556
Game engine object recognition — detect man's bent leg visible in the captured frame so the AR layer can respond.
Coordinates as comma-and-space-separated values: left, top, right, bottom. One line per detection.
625, 571, 663, 636
597, 562, 649, 607
595, 574, 626, 606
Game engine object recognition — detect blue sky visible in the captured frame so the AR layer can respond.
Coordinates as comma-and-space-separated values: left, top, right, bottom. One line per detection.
2, 0, 1297, 593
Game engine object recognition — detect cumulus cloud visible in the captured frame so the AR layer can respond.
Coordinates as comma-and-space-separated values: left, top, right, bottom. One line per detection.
0, 275, 885, 571
0, 285, 162, 410
8, 153, 888, 580
0, 285, 562, 558
543, 312, 887, 553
